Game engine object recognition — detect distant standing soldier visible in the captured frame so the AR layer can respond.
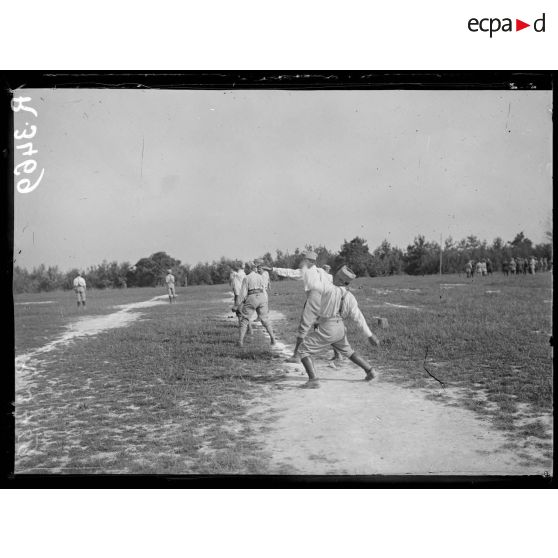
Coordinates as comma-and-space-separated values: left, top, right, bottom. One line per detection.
509, 258, 517, 275
465, 260, 473, 278
165, 269, 176, 303
475, 260, 483, 277
73, 271, 87, 308
481, 260, 487, 276
236, 261, 276, 347
298, 266, 380, 383
529, 256, 537, 274
523, 257, 529, 275
542, 257, 548, 272
486, 258, 493, 276
502, 259, 509, 276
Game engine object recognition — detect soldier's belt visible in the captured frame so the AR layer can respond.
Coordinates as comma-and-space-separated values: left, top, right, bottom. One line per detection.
247, 289, 264, 294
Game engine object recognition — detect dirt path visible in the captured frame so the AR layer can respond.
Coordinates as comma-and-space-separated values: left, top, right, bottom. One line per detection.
235, 302, 551, 476
14, 295, 169, 464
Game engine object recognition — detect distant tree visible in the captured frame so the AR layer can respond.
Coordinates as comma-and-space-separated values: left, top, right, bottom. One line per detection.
370, 240, 404, 276
13, 266, 30, 293
404, 235, 440, 275
176, 264, 190, 287
510, 231, 533, 258
338, 237, 373, 277
129, 252, 181, 287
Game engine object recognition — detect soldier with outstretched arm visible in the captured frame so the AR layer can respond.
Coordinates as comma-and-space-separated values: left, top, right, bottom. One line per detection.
263, 249, 326, 363
298, 265, 380, 382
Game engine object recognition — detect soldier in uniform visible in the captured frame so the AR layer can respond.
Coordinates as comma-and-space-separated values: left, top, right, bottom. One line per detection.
230, 262, 252, 334
235, 261, 276, 347
298, 266, 380, 382
165, 269, 176, 303
263, 249, 327, 363
255, 259, 271, 298
465, 260, 473, 278
509, 258, 516, 275
73, 271, 87, 308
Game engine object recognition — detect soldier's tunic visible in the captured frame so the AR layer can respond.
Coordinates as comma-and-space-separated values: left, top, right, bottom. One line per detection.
259, 269, 270, 299
299, 282, 372, 359
73, 276, 86, 302
230, 269, 246, 307
165, 273, 176, 296
272, 265, 327, 338
238, 271, 272, 331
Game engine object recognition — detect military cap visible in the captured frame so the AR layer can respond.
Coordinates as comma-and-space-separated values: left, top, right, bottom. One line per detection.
302, 250, 318, 261
335, 265, 356, 284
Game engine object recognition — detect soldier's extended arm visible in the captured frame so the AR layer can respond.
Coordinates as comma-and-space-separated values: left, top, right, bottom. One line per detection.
271, 267, 303, 279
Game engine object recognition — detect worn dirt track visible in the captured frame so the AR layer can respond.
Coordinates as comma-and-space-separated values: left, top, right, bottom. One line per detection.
242, 307, 551, 476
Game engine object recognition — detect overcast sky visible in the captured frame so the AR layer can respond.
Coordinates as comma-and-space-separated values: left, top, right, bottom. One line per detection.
13, 88, 552, 271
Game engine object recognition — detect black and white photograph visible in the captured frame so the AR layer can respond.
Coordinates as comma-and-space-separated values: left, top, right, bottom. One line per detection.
7, 73, 553, 479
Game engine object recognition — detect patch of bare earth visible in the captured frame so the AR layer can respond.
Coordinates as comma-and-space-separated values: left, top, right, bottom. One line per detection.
243, 309, 552, 476
15, 295, 170, 474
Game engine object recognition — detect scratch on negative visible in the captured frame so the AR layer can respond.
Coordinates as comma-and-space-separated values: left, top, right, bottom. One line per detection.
140, 136, 144, 178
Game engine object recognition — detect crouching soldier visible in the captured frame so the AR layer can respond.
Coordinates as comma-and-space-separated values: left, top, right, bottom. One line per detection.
236, 261, 276, 347
298, 266, 380, 382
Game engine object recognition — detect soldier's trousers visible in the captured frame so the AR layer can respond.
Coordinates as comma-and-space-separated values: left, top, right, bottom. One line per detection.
239, 293, 273, 337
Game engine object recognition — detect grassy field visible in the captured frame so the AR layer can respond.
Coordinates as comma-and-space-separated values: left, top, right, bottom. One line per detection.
13, 273, 553, 474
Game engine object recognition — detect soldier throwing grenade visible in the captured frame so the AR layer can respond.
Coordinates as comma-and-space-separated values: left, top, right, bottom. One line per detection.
298, 265, 380, 383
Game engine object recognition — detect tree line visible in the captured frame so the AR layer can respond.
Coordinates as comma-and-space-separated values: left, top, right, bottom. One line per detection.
13, 231, 552, 293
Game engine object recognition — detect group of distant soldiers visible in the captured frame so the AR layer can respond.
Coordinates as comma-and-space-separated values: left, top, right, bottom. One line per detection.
464, 256, 551, 278
502, 256, 551, 276
464, 259, 493, 278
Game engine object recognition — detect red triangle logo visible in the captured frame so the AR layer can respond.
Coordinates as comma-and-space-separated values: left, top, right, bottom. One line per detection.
516, 19, 530, 31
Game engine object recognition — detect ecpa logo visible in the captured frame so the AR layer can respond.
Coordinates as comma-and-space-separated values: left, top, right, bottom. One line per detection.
468, 13, 546, 37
